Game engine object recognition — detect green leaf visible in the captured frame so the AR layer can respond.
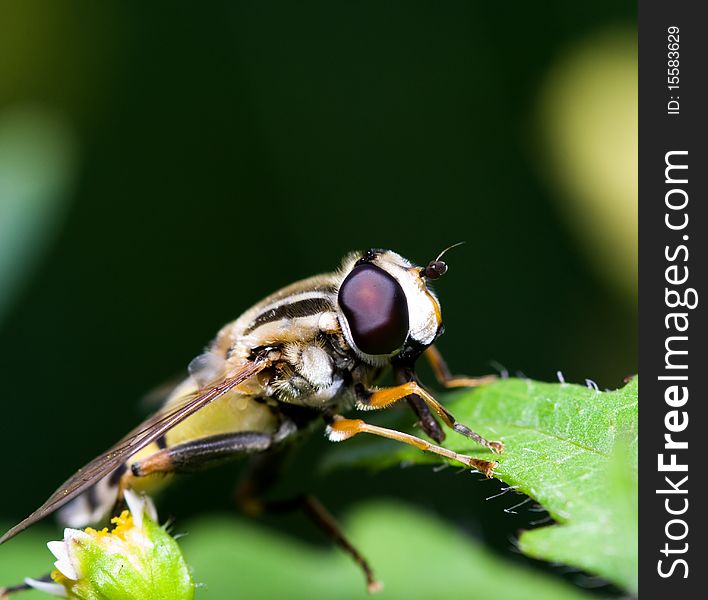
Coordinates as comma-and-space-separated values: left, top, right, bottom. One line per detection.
180, 503, 594, 600
324, 377, 638, 593
0, 505, 598, 600
0, 524, 55, 600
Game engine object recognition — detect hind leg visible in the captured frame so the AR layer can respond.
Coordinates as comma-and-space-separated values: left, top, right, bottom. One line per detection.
130, 431, 273, 478
106, 431, 275, 521
235, 451, 381, 593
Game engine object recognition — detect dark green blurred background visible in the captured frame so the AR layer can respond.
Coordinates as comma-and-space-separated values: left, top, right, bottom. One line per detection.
0, 0, 636, 593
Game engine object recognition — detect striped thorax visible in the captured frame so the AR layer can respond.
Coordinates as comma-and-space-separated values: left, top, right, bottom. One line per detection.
193, 248, 445, 407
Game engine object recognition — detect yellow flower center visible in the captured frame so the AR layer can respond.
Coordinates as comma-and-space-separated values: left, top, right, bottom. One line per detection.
50, 510, 137, 587
84, 510, 134, 541
108, 510, 134, 540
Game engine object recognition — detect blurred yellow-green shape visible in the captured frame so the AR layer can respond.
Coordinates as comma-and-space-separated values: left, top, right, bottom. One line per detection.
538, 29, 637, 302
0, 107, 77, 324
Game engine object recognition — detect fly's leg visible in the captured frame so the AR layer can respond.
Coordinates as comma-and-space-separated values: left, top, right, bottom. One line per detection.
394, 345, 496, 443
355, 382, 503, 453
269, 495, 381, 593
235, 452, 382, 593
326, 415, 499, 477
424, 345, 497, 388
405, 393, 445, 442
130, 431, 273, 477
116, 431, 275, 523
394, 365, 446, 443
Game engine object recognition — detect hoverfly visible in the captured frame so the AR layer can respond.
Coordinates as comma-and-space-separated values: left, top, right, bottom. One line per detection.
1, 248, 502, 592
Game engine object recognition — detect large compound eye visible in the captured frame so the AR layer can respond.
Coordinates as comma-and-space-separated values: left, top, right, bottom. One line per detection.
338, 264, 409, 355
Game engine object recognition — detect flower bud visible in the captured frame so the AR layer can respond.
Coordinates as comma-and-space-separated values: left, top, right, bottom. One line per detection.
26, 490, 194, 600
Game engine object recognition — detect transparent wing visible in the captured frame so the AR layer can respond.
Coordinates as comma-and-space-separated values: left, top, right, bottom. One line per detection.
0, 354, 270, 545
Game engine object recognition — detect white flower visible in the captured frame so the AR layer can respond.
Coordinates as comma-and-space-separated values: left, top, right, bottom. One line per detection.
26, 490, 193, 600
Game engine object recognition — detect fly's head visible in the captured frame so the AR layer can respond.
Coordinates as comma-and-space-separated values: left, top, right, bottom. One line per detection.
336, 245, 461, 366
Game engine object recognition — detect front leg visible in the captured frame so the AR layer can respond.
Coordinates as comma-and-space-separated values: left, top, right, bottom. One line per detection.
355, 381, 503, 453
395, 345, 497, 443
326, 415, 498, 477
393, 365, 446, 443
